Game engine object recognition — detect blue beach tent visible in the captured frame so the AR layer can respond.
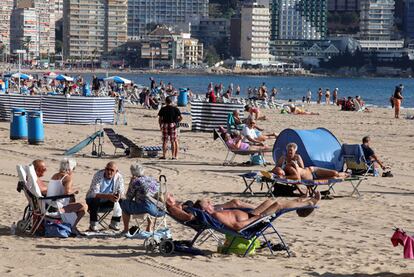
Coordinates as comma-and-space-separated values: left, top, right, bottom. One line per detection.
272, 128, 344, 171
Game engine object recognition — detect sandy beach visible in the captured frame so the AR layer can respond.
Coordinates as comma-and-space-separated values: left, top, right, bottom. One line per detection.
0, 103, 413, 277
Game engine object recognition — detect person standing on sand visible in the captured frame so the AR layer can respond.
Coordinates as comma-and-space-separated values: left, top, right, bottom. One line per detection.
317, 88, 323, 104
325, 89, 331, 105
306, 89, 311, 103
333, 88, 338, 105
150, 77, 156, 91
393, 84, 404, 119
271, 88, 278, 101
158, 96, 183, 160
247, 86, 252, 99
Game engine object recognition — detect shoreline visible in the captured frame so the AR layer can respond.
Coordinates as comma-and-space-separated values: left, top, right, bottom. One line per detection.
1, 64, 412, 79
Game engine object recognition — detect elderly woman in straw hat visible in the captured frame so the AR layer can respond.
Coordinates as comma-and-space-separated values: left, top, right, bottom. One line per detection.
120, 163, 165, 233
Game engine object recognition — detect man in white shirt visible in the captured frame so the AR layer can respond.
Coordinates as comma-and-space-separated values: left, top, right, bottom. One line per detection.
242, 120, 277, 145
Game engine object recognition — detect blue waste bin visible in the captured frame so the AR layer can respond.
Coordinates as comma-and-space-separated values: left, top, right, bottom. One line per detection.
10, 108, 28, 140
177, 88, 188, 107
28, 111, 44, 145
83, 82, 91, 96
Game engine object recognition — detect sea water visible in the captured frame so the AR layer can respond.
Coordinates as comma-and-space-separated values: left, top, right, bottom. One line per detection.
75, 73, 413, 108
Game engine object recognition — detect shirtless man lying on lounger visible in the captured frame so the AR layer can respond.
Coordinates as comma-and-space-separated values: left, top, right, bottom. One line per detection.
166, 194, 255, 222
166, 192, 320, 231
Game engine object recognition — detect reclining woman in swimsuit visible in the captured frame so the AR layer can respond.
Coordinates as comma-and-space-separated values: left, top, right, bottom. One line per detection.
272, 143, 348, 180
221, 132, 269, 152
275, 142, 304, 169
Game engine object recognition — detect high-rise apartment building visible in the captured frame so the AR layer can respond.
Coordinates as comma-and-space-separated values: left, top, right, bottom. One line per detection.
360, 0, 394, 40
127, 0, 209, 39
328, 0, 360, 11
55, 0, 63, 21
240, 2, 270, 62
404, 0, 414, 39
63, 0, 127, 61
0, 0, 13, 55
10, 0, 55, 60
271, 0, 328, 41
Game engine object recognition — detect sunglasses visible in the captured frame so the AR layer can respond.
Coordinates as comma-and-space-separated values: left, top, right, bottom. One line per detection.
105, 167, 115, 172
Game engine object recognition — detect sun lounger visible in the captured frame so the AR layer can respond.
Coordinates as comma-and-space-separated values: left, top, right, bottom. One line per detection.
183, 206, 318, 257
103, 128, 125, 155
240, 171, 364, 198
117, 134, 162, 158
239, 172, 273, 196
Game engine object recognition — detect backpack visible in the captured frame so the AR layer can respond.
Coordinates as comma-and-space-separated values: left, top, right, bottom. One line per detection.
250, 154, 265, 165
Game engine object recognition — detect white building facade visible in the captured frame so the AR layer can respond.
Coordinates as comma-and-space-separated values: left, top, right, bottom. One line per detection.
0, 0, 14, 55
240, 2, 270, 63
10, 0, 55, 60
63, 0, 127, 61
360, 0, 395, 40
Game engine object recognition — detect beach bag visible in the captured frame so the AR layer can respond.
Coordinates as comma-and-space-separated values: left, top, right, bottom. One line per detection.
218, 234, 260, 255
250, 154, 265, 165
44, 221, 72, 238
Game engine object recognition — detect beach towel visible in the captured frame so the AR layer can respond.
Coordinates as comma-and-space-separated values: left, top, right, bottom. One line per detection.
391, 229, 414, 259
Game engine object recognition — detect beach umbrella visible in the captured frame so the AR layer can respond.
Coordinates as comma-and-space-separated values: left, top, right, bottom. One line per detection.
55, 74, 74, 82
104, 76, 132, 84
11, 73, 33, 80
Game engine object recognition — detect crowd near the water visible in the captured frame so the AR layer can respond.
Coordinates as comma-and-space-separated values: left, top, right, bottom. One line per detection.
1, 72, 409, 119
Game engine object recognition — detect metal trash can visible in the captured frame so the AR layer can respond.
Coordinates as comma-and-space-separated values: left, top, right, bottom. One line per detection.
28, 111, 44, 145
10, 108, 28, 140
177, 88, 188, 107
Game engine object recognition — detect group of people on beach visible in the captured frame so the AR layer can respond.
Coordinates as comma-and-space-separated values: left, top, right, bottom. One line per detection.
30, 158, 321, 236
205, 82, 278, 104
304, 87, 339, 105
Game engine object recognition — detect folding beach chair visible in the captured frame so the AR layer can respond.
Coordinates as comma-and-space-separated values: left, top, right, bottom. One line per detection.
16, 165, 75, 235
340, 144, 371, 197
227, 113, 244, 131
213, 129, 270, 166
95, 207, 113, 229
103, 128, 125, 155
184, 206, 318, 257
